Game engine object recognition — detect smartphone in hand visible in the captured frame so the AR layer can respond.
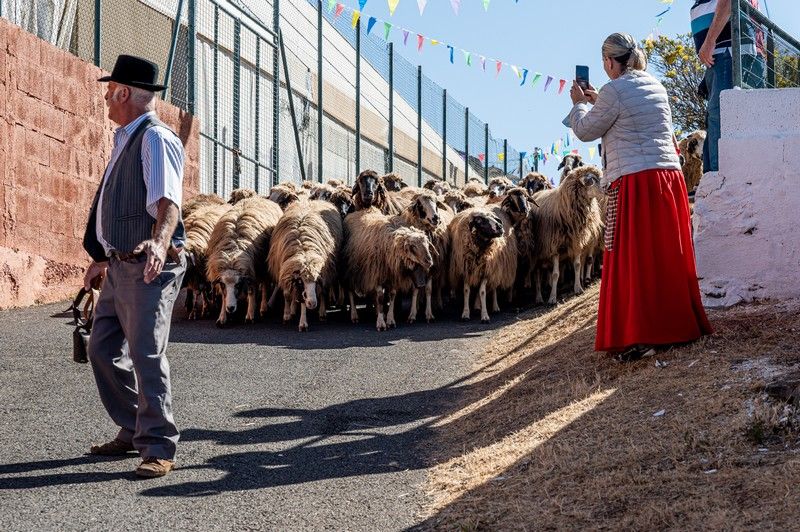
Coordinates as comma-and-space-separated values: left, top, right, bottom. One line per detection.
576, 65, 589, 90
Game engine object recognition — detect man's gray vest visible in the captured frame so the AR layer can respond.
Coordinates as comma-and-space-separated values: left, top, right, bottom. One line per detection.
83, 114, 185, 263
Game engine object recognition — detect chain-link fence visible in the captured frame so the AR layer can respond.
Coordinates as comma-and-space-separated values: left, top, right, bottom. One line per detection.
734, 0, 800, 90
4, 0, 529, 194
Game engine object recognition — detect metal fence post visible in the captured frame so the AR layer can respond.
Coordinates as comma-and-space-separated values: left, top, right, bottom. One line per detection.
533, 148, 539, 172
483, 123, 488, 183
272, 0, 281, 186
279, 30, 307, 183
417, 65, 422, 186
732, 0, 742, 87
93, 0, 101, 67
187, 0, 196, 114
232, 19, 242, 189
518, 154, 523, 179
212, 6, 219, 194
766, 29, 776, 88
503, 139, 508, 175
317, 0, 324, 182
464, 107, 469, 182
255, 40, 261, 192
388, 42, 394, 172
162, 0, 186, 101
355, 19, 361, 174
442, 89, 447, 182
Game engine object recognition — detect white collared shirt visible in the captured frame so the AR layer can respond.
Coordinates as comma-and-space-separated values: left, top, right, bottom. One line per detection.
95, 111, 184, 254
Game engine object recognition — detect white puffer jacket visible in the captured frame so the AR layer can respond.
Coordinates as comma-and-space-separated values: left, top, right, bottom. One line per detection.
568, 70, 681, 187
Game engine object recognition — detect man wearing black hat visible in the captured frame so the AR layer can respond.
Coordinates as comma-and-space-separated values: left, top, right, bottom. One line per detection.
82, 55, 186, 478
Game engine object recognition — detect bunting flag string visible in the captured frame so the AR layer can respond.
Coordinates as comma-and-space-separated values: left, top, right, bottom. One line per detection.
417, 0, 427, 16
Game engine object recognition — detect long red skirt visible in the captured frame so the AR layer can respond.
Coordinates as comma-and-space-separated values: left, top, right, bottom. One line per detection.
595, 168, 713, 352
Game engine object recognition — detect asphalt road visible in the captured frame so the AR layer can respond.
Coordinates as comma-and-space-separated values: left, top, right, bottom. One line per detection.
0, 297, 519, 531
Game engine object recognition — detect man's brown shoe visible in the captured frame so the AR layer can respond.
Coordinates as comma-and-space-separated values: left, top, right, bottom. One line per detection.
136, 457, 175, 478
89, 438, 136, 456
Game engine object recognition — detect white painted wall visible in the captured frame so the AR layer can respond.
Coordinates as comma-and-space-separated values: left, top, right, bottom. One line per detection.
693, 88, 800, 307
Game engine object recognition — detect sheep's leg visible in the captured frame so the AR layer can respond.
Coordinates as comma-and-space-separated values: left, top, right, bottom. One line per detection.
524, 270, 532, 289
408, 288, 419, 324
492, 289, 501, 313
507, 287, 514, 304
298, 302, 309, 332
534, 268, 544, 305
282, 291, 293, 324
259, 283, 269, 317
349, 291, 359, 324
425, 280, 435, 323
318, 285, 327, 322
216, 293, 227, 327
548, 256, 560, 305
375, 288, 387, 331
267, 285, 281, 310
461, 282, 471, 321
479, 279, 490, 323
474, 289, 482, 311
185, 288, 195, 317
435, 282, 444, 310
573, 256, 584, 295
584, 255, 594, 285
245, 288, 257, 324
386, 290, 397, 329
291, 300, 299, 319
338, 285, 346, 307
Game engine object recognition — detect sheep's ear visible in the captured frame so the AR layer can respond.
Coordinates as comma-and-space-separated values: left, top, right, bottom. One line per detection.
557, 159, 566, 170
679, 154, 686, 166
577, 160, 585, 167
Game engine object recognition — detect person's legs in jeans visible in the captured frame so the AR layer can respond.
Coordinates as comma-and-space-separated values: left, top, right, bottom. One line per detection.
703, 51, 733, 173
743, 53, 766, 88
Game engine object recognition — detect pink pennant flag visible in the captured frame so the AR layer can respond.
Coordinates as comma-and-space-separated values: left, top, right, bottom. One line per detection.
388, 0, 400, 16
334, 3, 344, 19
478, 153, 485, 162
402, 29, 410, 45
450, 0, 461, 15
495, 60, 502, 77
558, 79, 567, 94
417, 34, 424, 52
544, 75, 554, 92
417, 0, 427, 15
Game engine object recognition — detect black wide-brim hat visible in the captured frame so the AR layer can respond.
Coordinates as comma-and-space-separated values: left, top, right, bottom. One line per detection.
98, 54, 166, 92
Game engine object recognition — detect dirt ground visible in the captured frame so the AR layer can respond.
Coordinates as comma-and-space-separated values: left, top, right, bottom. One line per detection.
417, 284, 800, 530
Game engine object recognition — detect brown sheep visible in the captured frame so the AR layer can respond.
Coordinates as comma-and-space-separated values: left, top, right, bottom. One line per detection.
182, 193, 225, 219
526, 165, 604, 305
327, 178, 345, 188
443, 189, 476, 213
308, 182, 337, 202
448, 194, 529, 323
487, 176, 515, 200
343, 208, 434, 331
423, 178, 451, 196
268, 183, 301, 211
351, 170, 409, 215
267, 200, 343, 332
228, 188, 257, 205
679, 130, 706, 194
183, 202, 232, 319
519, 172, 553, 196
462, 177, 488, 198
558, 154, 585, 181
382, 172, 408, 191
205, 196, 283, 326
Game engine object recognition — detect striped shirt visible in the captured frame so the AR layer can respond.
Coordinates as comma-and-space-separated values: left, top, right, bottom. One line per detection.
96, 111, 185, 254
690, 0, 759, 55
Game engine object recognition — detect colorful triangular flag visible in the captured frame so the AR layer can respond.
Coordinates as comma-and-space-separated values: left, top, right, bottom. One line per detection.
383, 22, 393, 41
480, 55, 486, 71
359, 0, 367, 10
328, 0, 336, 12
463, 50, 472, 66
351, 10, 360, 29
450, 0, 461, 15
366, 16, 377, 35
483, 0, 490, 11
498, 152, 505, 161
520, 68, 529, 86
417, 0, 427, 15
402, 29, 410, 45
417, 34, 424, 52
530, 72, 542, 87
510, 65, 520, 79
495, 60, 502, 77
388, 0, 400, 16
589, 147, 596, 159
558, 79, 567, 94
544, 76, 554, 92
448, 45, 454, 64
334, 3, 344, 19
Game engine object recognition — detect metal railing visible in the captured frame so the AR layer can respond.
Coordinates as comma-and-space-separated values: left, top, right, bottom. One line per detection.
4, 0, 528, 196
733, 0, 800, 89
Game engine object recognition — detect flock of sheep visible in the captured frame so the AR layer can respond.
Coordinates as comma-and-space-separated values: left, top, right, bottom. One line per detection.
181, 155, 607, 331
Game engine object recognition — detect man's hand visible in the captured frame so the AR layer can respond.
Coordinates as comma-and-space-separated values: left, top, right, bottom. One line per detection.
83, 261, 107, 291
698, 38, 716, 67
133, 239, 169, 284
570, 80, 588, 105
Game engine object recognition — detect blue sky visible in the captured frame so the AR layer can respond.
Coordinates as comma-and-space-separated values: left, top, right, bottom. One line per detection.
333, 0, 800, 180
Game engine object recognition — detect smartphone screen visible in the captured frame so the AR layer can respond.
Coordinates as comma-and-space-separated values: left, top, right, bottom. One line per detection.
576, 65, 589, 90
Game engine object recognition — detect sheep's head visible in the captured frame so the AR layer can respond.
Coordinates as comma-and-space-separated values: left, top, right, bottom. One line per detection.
522, 172, 552, 195
301, 180, 315, 190
423, 178, 451, 196
468, 211, 503, 247
309, 183, 335, 202
501, 187, 533, 223
327, 178, 344, 188
687, 131, 706, 160
488, 177, 514, 199
352, 170, 386, 210
269, 185, 300, 211
382, 172, 407, 192
396, 228, 434, 289
566, 165, 604, 198
443, 190, 475, 213
408, 191, 441, 230
214, 269, 253, 316
228, 188, 257, 205
558, 154, 585, 175
329, 188, 355, 218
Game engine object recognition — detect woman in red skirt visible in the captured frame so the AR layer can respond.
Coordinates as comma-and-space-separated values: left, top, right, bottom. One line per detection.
567, 32, 713, 360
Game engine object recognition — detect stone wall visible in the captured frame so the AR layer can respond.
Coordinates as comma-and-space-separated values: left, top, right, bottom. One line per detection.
693, 88, 800, 307
0, 19, 200, 309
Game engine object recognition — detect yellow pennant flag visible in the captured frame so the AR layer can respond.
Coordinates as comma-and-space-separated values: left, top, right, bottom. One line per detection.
351, 10, 360, 28
388, 0, 400, 15
430, 39, 439, 46
589, 147, 596, 159
498, 153, 505, 161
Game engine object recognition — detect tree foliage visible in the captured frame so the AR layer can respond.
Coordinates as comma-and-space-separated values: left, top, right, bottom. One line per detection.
643, 34, 706, 136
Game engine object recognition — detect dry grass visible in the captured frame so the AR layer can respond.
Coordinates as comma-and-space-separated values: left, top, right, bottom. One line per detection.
418, 285, 800, 530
